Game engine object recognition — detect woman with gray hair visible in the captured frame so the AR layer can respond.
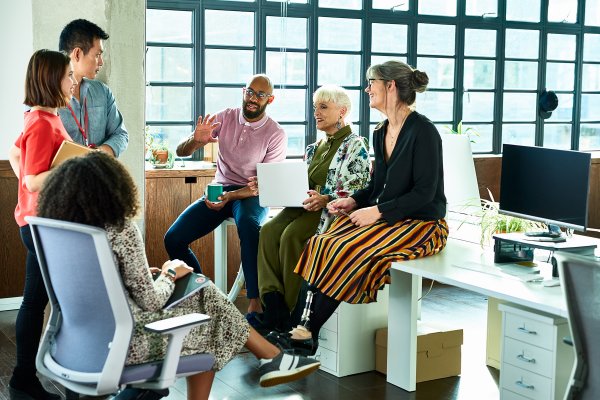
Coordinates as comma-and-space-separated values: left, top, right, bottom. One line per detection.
251, 84, 371, 333
271, 60, 449, 356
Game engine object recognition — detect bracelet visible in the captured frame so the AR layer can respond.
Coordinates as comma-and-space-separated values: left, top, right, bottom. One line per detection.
162, 268, 176, 283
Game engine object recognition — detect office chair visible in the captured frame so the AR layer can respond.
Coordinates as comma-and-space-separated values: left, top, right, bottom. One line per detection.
26, 216, 215, 396
556, 252, 600, 400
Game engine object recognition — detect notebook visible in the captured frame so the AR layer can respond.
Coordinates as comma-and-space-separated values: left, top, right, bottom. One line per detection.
51, 140, 92, 168
256, 161, 309, 207
164, 273, 211, 310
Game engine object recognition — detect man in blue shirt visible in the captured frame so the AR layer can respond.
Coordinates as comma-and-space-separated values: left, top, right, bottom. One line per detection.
58, 19, 128, 157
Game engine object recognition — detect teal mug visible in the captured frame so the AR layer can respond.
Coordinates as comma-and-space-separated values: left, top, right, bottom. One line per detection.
206, 183, 223, 203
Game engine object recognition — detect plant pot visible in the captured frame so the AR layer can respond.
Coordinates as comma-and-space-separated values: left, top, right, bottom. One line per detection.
153, 150, 169, 164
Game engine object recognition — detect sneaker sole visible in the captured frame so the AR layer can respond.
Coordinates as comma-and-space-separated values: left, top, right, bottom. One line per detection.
259, 362, 321, 387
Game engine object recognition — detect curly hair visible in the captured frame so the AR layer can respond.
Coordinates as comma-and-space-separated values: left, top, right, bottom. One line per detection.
37, 152, 139, 230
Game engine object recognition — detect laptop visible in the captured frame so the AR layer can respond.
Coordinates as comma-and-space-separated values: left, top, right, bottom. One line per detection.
256, 161, 309, 207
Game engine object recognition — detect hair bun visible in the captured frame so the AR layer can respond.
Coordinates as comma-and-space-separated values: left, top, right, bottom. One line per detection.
412, 69, 429, 92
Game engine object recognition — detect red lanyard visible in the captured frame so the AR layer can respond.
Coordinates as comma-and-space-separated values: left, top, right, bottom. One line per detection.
67, 97, 94, 147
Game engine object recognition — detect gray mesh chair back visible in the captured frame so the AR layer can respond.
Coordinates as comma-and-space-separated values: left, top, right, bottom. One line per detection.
556, 253, 600, 400
27, 217, 214, 396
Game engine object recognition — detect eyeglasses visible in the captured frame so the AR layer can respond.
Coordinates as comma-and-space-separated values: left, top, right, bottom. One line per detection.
243, 87, 273, 100
366, 78, 384, 89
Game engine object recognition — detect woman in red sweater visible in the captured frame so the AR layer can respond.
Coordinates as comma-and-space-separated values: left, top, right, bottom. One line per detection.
7, 49, 76, 399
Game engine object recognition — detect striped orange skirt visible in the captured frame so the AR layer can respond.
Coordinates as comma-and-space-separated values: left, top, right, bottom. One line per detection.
294, 216, 449, 304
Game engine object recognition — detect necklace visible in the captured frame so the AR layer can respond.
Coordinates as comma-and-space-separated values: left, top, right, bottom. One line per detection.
388, 109, 411, 141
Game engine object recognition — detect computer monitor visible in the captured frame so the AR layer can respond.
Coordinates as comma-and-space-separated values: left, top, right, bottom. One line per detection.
499, 144, 591, 240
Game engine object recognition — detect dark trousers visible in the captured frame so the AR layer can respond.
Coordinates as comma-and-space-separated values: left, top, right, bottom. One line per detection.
164, 187, 267, 299
11, 225, 49, 384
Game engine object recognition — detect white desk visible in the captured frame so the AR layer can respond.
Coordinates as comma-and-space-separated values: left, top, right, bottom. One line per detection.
386, 238, 568, 392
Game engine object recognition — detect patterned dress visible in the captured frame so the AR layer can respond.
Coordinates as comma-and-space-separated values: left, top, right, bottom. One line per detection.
106, 221, 250, 369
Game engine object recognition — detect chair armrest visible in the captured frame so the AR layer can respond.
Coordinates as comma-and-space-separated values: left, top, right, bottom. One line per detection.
144, 313, 211, 334
142, 313, 211, 388
563, 336, 573, 346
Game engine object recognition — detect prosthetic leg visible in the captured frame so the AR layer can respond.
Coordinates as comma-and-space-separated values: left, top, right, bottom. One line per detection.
289, 285, 315, 341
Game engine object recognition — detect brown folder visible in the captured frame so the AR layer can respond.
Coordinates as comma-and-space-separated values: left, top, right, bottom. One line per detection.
51, 140, 92, 168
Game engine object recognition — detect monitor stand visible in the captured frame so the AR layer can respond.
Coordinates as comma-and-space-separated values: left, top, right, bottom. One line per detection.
524, 224, 565, 242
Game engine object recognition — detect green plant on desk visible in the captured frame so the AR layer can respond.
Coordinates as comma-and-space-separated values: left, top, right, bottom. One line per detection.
444, 120, 480, 143
145, 128, 174, 168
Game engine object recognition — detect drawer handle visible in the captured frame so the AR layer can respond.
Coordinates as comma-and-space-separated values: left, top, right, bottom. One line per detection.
517, 353, 536, 364
318, 335, 328, 341
517, 326, 537, 335
515, 379, 535, 390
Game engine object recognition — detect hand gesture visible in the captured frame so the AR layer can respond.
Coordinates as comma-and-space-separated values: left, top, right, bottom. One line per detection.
327, 197, 357, 216
349, 206, 382, 227
193, 114, 220, 145
303, 190, 328, 212
247, 176, 259, 196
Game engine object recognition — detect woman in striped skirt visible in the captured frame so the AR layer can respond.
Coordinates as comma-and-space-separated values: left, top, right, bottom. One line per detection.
280, 60, 449, 354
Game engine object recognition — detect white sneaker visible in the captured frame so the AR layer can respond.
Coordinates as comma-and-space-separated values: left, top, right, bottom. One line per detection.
258, 351, 321, 387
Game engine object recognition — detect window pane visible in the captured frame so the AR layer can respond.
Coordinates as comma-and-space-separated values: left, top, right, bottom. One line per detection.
504, 61, 538, 90
466, 0, 497, 17
371, 55, 407, 65
266, 17, 307, 49
283, 125, 306, 156
418, 91, 454, 121
548, 0, 577, 23
147, 10, 191, 43
205, 87, 241, 114
506, 0, 540, 22
370, 107, 385, 124
205, 49, 254, 84
319, 18, 362, 51
372, 24, 408, 54
547, 34, 576, 61
373, 0, 408, 11
505, 29, 539, 59
467, 124, 494, 153
503, 93, 537, 121
417, 24, 455, 56
580, 124, 600, 150
501, 124, 536, 146
205, 10, 254, 46
583, 34, 600, 61
318, 54, 361, 86
582, 64, 600, 91
546, 63, 575, 91
417, 58, 454, 89
418, 0, 456, 16
266, 52, 306, 85
464, 29, 496, 57
543, 124, 571, 149
147, 47, 192, 82
585, 0, 600, 26
546, 93, 573, 122
217, 0, 254, 2
268, 89, 306, 121
319, 0, 362, 9
580, 94, 600, 121
464, 60, 495, 89
268, 0, 307, 3
345, 89, 361, 123
463, 92, 494, 122
146, 125, 193, 155
146, 86, 192, 121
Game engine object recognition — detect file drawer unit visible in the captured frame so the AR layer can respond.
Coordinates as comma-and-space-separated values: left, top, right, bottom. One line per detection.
499, 304, 574, 400
314, 286, 389, 377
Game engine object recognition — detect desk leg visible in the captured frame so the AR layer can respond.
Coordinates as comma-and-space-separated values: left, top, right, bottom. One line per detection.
214, 223, 228, 293
387, 268, 420, 391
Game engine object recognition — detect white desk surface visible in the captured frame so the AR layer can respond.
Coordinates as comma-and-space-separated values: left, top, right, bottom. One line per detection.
392, 238, 568, 318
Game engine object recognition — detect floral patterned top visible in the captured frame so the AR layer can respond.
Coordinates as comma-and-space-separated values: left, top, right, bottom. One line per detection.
304, 130, 371, 232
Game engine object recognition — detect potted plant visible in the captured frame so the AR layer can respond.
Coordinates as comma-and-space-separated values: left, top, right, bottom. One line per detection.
444, 121, 480, 143
145, 127, 173, 167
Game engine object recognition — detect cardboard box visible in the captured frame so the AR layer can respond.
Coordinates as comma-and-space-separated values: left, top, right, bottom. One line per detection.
375, 322, 463, 382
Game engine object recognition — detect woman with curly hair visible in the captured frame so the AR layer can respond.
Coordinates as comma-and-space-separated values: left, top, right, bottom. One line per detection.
8, 49, 76, 399
273, 60, 449, 355
36, 152, 320, 399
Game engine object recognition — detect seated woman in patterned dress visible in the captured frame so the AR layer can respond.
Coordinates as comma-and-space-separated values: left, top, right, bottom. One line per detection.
36, 152, 320, 400
254, 84, 371, 334
274, 60, 449, 355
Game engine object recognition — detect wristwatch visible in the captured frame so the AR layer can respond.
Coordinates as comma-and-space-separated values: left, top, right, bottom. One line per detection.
163, 268, 176, 283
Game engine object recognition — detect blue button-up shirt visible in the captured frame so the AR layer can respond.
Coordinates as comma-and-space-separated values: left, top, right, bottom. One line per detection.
58, 78, 128, 157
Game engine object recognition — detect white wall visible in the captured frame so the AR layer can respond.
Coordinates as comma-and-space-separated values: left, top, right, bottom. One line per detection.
0, 0, 33, 156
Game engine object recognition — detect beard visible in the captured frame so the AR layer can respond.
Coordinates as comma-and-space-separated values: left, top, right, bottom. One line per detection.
242, 98, 268, 120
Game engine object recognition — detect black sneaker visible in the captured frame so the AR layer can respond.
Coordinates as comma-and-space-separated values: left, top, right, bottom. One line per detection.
9, 385, 61, 400
258, 351, 321, 387
265, 331, 318, 356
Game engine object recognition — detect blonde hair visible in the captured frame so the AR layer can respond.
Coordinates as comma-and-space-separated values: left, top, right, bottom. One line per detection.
313, 85, 352, 120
